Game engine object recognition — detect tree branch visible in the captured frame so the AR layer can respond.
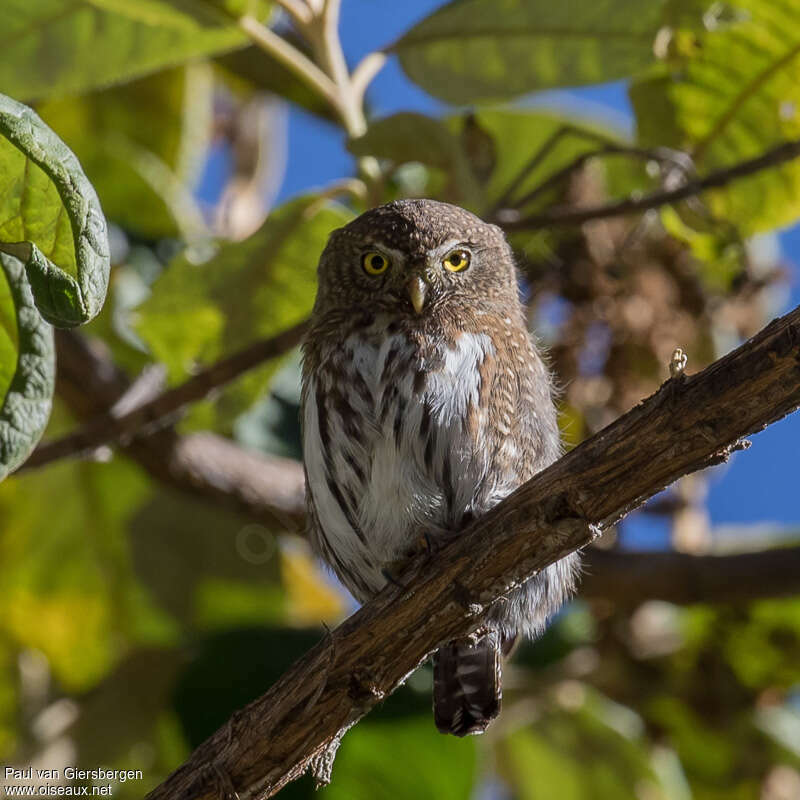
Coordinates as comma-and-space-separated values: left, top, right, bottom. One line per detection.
146, 304, 800, 800
581, 545, 800, 609
39, 330, 307, 529
22, 320, 308, 471
497, 137, 800, 230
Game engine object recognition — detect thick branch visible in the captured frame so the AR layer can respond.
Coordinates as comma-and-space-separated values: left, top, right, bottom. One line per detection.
34, 334, 800, 610
498, 137, 800, 230
146, 305, 800, 800
23, 320, 308, 470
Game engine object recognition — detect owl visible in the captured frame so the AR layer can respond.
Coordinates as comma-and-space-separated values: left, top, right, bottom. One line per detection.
301, 199, 578, 736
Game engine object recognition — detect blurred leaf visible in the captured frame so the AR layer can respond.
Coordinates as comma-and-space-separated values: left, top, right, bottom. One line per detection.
71, 647, 187, 766
0, 93, 110, 326
459, 113, 497, 186
233, 349, 303, 459
0, 640, 17, 761
631, 0, 800, 233
0, 0, 271, 102
660, 205, 745, 290
498, 696, 663, 800
0, 254, 54, 480
279, 536, 347, 626
0, 455, 173, 689
129, 488, 286, 628
173, 627, 322, 747
349, 112, 481, 207
322, 717, 477, 800
39, 64, 213, 240
135, 195, 352, 428
394, 0, 668, 104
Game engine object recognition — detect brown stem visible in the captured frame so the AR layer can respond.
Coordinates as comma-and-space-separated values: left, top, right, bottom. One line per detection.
146, 304, 800, 800
22, 321, 308, 471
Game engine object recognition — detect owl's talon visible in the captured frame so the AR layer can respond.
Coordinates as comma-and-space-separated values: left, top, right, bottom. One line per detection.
382, 567, 408, 590
421, 532, 438, 555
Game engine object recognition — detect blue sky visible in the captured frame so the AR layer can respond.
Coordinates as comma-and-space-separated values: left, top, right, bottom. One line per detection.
269, 1, 800, 533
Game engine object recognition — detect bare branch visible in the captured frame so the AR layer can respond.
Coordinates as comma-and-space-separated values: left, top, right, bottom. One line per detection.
497, 137, 800, 230
146, 304, 800, 800
22, 320, 308, 471
490, 124, 619, 213
582, 545, 800, 609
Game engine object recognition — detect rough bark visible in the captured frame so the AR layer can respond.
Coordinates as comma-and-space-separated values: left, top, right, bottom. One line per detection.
145, 305, 800, 800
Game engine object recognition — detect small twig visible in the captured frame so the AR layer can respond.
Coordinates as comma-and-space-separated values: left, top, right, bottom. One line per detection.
22, 320, 309, 470
350, 51, 388, 105
274, 0, 313, 26
498, 137, 800, 230
505, 144, 690, 214
490, 125, 619, 213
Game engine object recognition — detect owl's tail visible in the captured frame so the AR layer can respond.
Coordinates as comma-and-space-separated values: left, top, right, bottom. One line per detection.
433, 630, 507, 736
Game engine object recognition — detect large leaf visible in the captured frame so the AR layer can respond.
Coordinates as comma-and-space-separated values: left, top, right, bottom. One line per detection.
0, 254, 54, 481
631, 0, 800, 233
39, 64, 213, 240
135, 195, 352, 427
0, 0, 271, 102
393, 0, 669, 104
0, 92, 111, 479
0, 452, 174, 689
0, 92, 110, 326
322, 717, 477, 800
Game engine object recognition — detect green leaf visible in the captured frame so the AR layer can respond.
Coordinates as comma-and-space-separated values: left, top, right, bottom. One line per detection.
498, 696, 664, 800
322, 717, 477, 800
0, 0, 270, 102
348, 113, 482, 207
394, 0, 668, 104
135, 195, 352, 428
128, 489, 286, 627
631, 0, 800, 233
0, 452, 174, 689
0, 92, 110, 326
0, 254, 54, 481
38, 64, 213, 240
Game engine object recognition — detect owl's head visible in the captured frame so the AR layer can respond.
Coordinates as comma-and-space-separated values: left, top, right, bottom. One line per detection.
314, 199, 520, 320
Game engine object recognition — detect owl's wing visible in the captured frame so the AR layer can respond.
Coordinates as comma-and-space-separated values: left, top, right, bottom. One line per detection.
480, 327, 561, 492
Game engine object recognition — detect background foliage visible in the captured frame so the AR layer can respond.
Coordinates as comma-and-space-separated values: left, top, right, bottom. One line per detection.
1, 1, 799, 799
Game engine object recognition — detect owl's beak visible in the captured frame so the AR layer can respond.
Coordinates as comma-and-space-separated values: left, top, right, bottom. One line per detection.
407, 276, 427, 314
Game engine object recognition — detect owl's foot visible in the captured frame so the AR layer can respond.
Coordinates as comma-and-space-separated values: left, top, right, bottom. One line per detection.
381, 566, 408, 591
418, 532, 438, 555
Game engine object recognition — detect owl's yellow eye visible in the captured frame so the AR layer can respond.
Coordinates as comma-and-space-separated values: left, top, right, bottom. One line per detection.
362, 251, 390, 275
442, 249, 471, 272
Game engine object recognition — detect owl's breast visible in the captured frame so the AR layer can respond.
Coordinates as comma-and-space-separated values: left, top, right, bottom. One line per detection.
303, 320, 509, 599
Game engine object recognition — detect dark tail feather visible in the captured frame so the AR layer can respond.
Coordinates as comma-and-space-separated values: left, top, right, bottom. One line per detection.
433, 631, 502, 736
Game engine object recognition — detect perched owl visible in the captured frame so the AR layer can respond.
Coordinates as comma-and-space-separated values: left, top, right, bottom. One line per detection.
301, 199, 578, 736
